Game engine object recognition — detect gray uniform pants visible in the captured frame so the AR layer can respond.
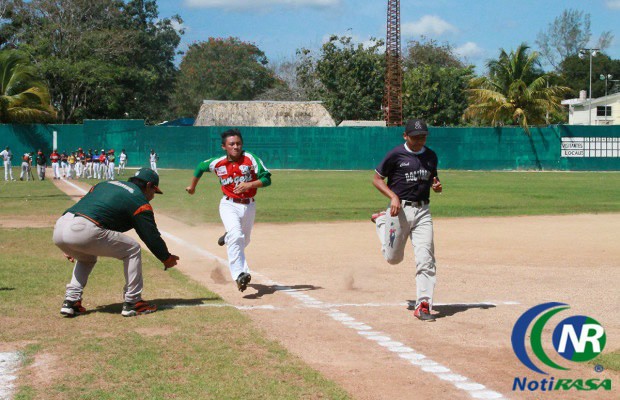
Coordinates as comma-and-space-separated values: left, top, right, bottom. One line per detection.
37, 164, 45, 180
375, 203, 436, 306
53, 212, 144, 303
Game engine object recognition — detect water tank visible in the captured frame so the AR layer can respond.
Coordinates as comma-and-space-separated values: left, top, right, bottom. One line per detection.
579, 90, 587, 100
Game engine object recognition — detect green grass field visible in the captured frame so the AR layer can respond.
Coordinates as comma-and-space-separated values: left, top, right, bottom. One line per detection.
148, 169, 620, 224
0, 178, 350, 399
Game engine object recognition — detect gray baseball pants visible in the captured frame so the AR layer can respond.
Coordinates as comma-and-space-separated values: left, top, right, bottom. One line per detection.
53, 212, 144, 303
375, 203, 436, 307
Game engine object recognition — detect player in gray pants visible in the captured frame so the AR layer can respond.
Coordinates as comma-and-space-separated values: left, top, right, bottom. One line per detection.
53, 168, 179, 317
371, 119, 442, 322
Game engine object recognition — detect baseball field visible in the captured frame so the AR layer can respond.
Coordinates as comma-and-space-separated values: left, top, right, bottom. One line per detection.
0, 168, 619, 400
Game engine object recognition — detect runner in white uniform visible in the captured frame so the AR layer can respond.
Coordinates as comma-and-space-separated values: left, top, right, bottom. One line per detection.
185, 129, 271, 293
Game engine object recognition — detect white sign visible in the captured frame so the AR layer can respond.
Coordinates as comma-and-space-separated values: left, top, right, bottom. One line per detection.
560, 137, 620, 158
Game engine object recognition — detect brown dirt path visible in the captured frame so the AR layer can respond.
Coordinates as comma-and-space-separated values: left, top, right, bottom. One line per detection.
51, 178, 620, 400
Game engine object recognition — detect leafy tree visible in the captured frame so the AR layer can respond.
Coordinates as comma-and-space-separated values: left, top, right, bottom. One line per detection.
1, 0, 182, 123
402, 38, 474, 125
559, 53, 620, 98
0, 50, 56, 122
404, 37, 465, 69
536, 9, 614, 70
297, 35, 385, 123
171, 37, 277, 118
464, 44, 570, 133
255, 57, 309, 101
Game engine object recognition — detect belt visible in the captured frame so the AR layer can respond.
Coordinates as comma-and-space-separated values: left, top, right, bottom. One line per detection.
402, 200, 429, 207
225, 196, 254, 205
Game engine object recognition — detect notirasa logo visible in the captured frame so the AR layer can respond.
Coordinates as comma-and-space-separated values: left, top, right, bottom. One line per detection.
511, 302, 611, 392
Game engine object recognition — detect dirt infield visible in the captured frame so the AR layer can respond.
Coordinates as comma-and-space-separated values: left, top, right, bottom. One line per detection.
51, 179, 619, 399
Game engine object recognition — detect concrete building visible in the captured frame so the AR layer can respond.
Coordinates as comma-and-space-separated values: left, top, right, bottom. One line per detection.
562, 91, 620, 125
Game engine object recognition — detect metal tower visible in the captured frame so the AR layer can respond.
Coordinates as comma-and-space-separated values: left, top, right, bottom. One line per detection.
384, 0, 403, 126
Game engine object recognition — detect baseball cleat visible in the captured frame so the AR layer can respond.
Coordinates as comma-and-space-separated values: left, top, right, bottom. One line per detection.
413, 301, 435, 322
236, 272, 252, 292
60, 299, 86, 317
370, 211, 386, 223
121, 300, 157, 317
217, 233, 226, 246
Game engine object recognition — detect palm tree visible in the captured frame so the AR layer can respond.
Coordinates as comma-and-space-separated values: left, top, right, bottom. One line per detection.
464, 43, 569, 133
0, 50, 56, 123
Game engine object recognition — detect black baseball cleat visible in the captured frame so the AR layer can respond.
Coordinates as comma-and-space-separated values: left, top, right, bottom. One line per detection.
413, 301, 435, 322
236, 272, 252, 292
60, 299, 86, 317
121, 300, 157, 317
217, 233, 226, 246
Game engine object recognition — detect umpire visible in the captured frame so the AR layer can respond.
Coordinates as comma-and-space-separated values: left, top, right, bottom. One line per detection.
53, 168, 179, 317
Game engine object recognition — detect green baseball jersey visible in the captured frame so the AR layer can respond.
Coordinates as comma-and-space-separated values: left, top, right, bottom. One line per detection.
193, 151, 271, 199
65, 181, 170, 261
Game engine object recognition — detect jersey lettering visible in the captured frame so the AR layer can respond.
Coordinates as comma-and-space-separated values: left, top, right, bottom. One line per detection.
109, 181, 135, 193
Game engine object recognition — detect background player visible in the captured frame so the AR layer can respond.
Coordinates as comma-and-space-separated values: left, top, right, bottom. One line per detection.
185, 129, 271, 292
118, 149, 127, 175
54, 168, 179, 317
149, 149, 158, 173
371, 119, 442, 322
0, 146, 15, 181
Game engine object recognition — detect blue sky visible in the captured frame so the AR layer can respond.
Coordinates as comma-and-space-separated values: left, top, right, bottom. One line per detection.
158, 0, 620, 73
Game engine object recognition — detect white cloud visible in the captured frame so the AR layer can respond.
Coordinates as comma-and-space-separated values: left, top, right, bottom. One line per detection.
455, 42, 484, 59
402, 15, 457, 37
185, 0, 341, 11
170, 19, 187, 33
606, 0, 620, 10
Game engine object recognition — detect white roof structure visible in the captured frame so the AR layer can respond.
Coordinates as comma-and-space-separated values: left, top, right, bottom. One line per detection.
562, 92, 620, 125
194, 100, 336, 127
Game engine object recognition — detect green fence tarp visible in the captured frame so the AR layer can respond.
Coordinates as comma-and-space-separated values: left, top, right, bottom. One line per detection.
1, 121, 620, 171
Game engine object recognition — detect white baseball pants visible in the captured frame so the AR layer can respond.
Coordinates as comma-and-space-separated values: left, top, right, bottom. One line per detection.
375, 203, 436, 307
53, 212, 144, 303
219, 197, 255, 280
108, 162, 115, 180
20, 162, 30, 180
150, 161, 157, 173
3, 160, 13, 180
52, 162, 60, 179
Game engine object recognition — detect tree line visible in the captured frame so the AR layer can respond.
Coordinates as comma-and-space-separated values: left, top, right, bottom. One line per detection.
1, 3, 619, 131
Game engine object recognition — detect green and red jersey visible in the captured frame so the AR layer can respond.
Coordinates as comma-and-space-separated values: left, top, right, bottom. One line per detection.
64, 180, 171, 261
193, 151, 271, 199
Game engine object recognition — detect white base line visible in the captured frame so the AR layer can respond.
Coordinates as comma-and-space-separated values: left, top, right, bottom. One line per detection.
59, 180, 507, 399
0, 352, 20, 400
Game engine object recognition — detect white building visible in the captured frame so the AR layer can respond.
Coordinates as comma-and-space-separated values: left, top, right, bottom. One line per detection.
562, 91, 620, 125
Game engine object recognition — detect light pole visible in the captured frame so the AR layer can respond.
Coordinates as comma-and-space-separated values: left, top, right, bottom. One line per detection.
599, 74, 620, 122
579, 48, 599, 125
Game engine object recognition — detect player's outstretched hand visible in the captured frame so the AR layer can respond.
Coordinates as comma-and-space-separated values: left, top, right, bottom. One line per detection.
185, 186, 195, 195
432, 177, 442, 193
164, 254, 180, 270
64, 253, 75, 263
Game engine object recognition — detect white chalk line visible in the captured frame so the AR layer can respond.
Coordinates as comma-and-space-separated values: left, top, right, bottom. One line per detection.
0, 352, 21, 400
250, 273, 507, 400
58, 180, 507, 399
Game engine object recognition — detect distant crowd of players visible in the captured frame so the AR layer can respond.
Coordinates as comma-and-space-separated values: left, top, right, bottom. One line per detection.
1, 147, 160, 181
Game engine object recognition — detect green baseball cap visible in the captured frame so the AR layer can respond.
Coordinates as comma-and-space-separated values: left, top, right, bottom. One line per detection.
133, 168, 163, 194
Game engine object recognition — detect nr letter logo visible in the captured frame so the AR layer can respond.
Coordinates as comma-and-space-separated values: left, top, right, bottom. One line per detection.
511, 302, 606, 374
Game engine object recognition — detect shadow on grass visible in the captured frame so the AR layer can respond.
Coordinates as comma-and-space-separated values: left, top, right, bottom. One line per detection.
83, 296, 221, 315
406, 301, 496, 319
0, 287, 16, 291
243, 284, 322, 300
